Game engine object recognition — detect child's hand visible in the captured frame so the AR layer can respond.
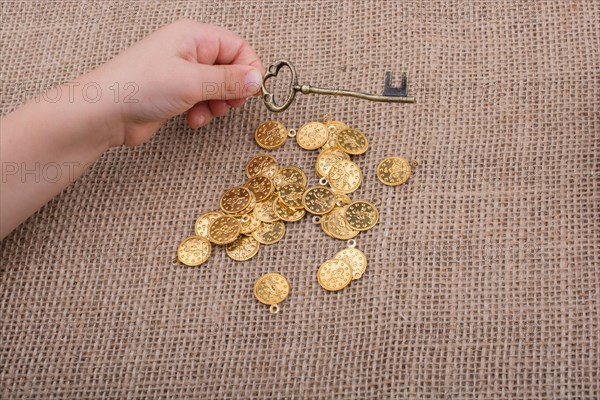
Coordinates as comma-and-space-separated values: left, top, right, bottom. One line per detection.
87, 19, 264, 147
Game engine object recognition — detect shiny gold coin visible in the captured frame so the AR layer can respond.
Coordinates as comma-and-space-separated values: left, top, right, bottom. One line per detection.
246, 154, 279, 178
244, 175, 274, 202
317, 259, 353, 291
328, 160, 362, 194
334, 248, 367, 279
320, 120, 349, 150
194, 210, 223, 239
272, 166, 307, 189
334, 193, 353, 207
254, 272, 290, 306
255, 120, 288, 150
240, 213, 261, 234
344, 201, 379, 231
208, 215, 242, 245
273, 200, 306, 222
296, 121, 329, 150
226, 235, 260, 261
376, 156, 411, 186
177, 236, 211, 266
252, 220, 286, 244
302, 186, 336, 215
316, 147, 350, 178
253, 196, 279, 223
336, 128, 369, 155
321, 206, 359, 240
220, 186, 254, 215
278, 183, 305, 209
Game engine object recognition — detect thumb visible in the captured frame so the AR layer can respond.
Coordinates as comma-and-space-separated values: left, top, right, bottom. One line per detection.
192, 64, 263, 102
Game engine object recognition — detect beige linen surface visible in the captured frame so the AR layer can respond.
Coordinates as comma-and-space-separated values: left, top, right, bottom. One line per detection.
1, 1, 599, 398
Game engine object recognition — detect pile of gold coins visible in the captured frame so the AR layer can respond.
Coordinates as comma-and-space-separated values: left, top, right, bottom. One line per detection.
176, 114, 414, 313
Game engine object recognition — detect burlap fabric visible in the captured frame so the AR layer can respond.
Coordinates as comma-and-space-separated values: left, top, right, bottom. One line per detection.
1, 1, 599, 398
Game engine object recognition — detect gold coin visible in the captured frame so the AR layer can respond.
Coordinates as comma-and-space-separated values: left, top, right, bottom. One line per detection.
317, 259, 353, 291
344, 201, 379, 231
273, 200, 306, 222
296, 121, 329, 150
194, 210, 223, 239
336, 128, 369, 155
177, 236, 211, 266
320, 120, 348, 150
208, 215, 242, 245
278, 183, 305, 209
226, 235, 260, 261
254, 272, 290, 305
244, 175, 274, 202
240, 213, 261, 234
334, 248, 367, 279
220, 186, 254, 215
376, 156, 411, 186
334, 193, 353, 207
253, 195, 279, 223
273, 166, 307, 189
303, 186, 336, 215
246, 154, 279, 178
321, 206, 359, 240
254, 120, 288, 150
252, 221, 286, 244
328, 160, 362, 194
316, 147, 350, 178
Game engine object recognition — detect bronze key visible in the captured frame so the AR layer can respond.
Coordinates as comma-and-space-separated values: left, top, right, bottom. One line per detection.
261, 59, 415, 113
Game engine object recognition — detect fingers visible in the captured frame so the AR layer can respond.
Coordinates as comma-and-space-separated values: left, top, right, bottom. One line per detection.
190, 63, 262, 101
187, 102, 213, 129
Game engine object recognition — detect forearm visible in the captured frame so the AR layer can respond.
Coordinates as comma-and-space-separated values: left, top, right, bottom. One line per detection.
0, 77, 123, 239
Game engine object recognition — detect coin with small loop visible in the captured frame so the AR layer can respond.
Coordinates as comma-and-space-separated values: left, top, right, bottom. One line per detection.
177, 236, 212, 266
302, 186, 336, 215
244, 175, 275, 202
194, 210, 224, 239
255, 120, 288, 150
334, 193, 353, 207
296, 121, 329, 150
317, 259, 353, 291
321, 206, 359, 240
208, 215, 242, 245
246, 154, 279, 178
336, 128, 369, 155
240, 213, 261, 234
328, 160, 362, 194
220, 186, 254, 215
376, 156, 411, 186
254, 272, 290, 313
278, 183, 305, 209
273, 200, 306, 222
253, 195, 280, 223
334, 247, 367, 280
344, 200, 379, 231
316, 147, 350, 178
273, 166, 307, 189
226, 235, 261, 261
252, 220, 286, 244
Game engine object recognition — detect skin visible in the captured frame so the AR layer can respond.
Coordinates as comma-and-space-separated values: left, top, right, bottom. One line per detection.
0, 19, 264, 239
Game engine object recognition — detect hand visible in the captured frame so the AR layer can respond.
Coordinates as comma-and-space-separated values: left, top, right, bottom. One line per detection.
87, 19, 264, 147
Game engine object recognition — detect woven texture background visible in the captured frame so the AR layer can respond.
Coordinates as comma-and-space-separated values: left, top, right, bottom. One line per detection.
1, 1, 599, 398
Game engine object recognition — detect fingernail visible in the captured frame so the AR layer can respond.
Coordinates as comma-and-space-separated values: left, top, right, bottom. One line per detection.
195, 115, 205, 128
244, 68, 263, 96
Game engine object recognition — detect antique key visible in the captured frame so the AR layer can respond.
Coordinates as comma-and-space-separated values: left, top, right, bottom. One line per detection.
261, 59, 415, 112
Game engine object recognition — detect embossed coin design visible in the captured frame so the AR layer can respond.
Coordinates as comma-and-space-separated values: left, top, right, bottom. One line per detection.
177, 236, 212, 266
344, 201, 379, 231
302, 186, 336, 215
296, 121, 329, 150
272, 166, 307, 189
273, 200, 306, 222
321, 206, 359, 240
316, 147, 350, 178
220, 186, 253, 215
244, 175, 274, 202
336, 128, 369, 155
253, 196, 280, 223
254, 272, 290, 313
246, 154, 279, 178
252, 220, 286, 244
254, 120, 288, 150
194, 210, 223, 239
377, 156, 411, 186
334, 247, 367, 279
208, 215, 242, 245
317, 259, 353, 291
278, 183, 305, 209
328, 160, 362, 194
240, 213, 261, 234
226, 235, 261, 261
